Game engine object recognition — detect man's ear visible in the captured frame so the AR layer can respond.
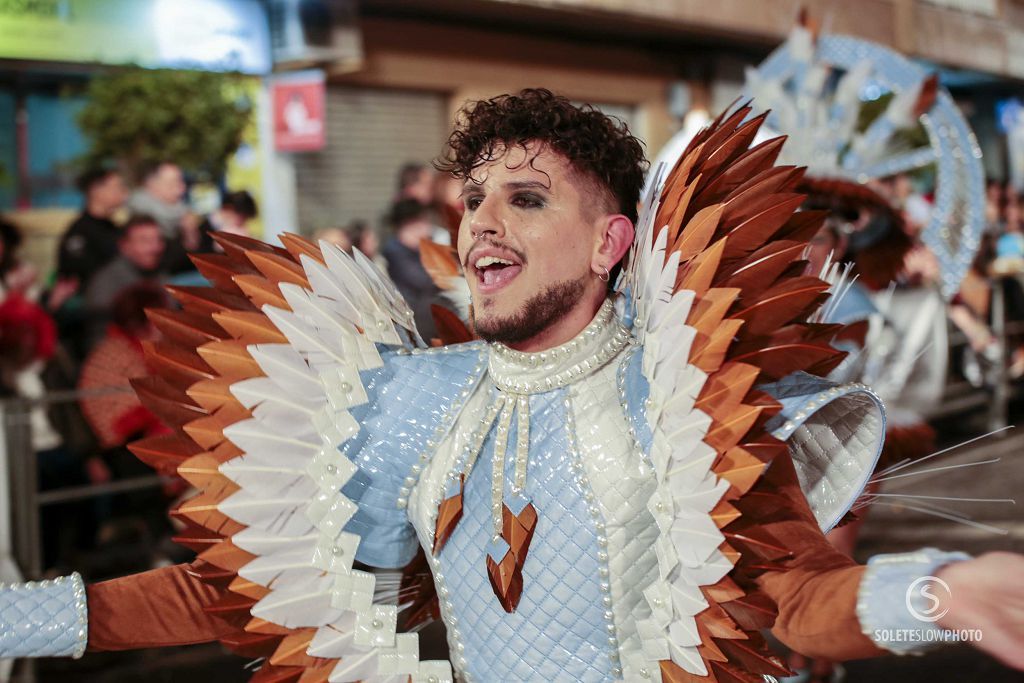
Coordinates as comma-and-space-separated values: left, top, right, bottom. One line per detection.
593, 214, 634, 272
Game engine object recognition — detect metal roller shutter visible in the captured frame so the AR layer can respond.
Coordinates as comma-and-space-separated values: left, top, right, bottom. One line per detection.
294, 86, 448, 234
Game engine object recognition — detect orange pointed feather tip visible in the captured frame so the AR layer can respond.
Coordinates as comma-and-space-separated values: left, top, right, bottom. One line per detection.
211, 437, 245, 462
212, 310, 288, 344
130, 375, 205, 422
713, 447, 768, 496
719, 591, 777, 632
673, 204, 723, 263
720, 196, 808, 262
172, 523, 225, 553
704, 404, 764, 453
709, 660, 777, 683
711, 500, 743, 528
722, 163, 803, 211
715, 637, 791, 678
703, 576, 746, 604
697, 600, 747, 640
689, 319, 744, 373
723, 528, 791, 564
662, 176, 702, 254
687, 287, 740, 333
269, 630, 321, 668
227, 583, 271, 607
199, 538, 257, 573
165, 285, 256, 315
235, 274, 289, 310
196, 340, 263, 380
244, 615, 294, 635
128, 432, 202, 475
655, 170, 699, 237
719, 191, 804, 235
183, 413, 235, 451
728, 342, 840, 381
697, 112, 770, 187
420, 240, 462, 287
732, 277, 831, 337
211, 231, 290, 261
145, 307, 227, 347
142, 340, 217, 389
247, 250, 311, 289
777, 209, 827, 243
173, 490, 246, 536
279, 232, 325, 266
659, 142, 706, 203
186, 377, 243, 413
189, 560, 238, 588
698, 139, 793, 207
178, 452, 234, 491
694, 621, 730, 663
191, 253, 259, 294
688, 105, 754, 169
695, 363, 760, 416
716, 241, 806, 297
676, 236, 728, 295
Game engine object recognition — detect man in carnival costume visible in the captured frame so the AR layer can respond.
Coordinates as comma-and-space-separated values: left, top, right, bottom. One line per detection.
2, 90, 1023, 682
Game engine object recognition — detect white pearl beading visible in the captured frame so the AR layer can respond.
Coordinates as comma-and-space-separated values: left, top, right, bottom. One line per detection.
488, 299, 632, 395
564, 395, 623, 678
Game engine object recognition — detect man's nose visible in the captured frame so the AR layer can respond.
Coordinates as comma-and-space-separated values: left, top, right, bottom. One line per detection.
468, 196, 505, 239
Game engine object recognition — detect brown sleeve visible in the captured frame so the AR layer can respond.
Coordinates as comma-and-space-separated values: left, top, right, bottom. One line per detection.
86, 563, 236, 651
754, 454, 886, 661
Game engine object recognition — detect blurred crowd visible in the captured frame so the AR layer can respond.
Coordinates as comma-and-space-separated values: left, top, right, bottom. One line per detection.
0, 158, 460, 577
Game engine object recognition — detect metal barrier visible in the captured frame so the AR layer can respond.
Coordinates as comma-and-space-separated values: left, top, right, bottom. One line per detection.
1, 388, 164, 582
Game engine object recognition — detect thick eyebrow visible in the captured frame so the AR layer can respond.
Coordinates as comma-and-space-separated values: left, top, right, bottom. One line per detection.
504, 180, 550, 192
461, 179, 550, 198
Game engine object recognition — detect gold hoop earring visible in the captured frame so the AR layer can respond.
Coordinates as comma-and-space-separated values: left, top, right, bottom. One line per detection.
596, 266, 610, 282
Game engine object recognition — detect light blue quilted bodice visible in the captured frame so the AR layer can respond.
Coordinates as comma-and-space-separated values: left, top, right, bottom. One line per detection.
425, 388, 613, 682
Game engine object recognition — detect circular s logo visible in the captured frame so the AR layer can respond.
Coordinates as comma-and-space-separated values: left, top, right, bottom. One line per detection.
906, 575, 951, 623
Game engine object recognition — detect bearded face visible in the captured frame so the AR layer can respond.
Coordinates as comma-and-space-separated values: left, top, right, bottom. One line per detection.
457, 143, 618, 350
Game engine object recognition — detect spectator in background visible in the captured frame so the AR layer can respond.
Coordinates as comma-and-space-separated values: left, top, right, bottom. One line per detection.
127, 161, 197, 273
397, 162, 450, 246
396, 162, 434, 205
344, 220, 382, 263
196, 190, 259, 253
382, 199, 443, 340
79, 282, 169, 451
57, 168, 128, 290
83, 215, 165, 350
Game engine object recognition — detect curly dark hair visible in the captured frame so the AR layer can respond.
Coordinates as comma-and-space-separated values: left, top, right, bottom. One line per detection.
437, 89, 647, 223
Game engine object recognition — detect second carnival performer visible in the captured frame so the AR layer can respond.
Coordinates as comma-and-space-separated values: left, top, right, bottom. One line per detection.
2, 90, 1023, 682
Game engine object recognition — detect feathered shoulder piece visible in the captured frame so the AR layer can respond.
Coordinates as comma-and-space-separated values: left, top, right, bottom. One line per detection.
619, 105, 880, 681
129, 234, 451, 682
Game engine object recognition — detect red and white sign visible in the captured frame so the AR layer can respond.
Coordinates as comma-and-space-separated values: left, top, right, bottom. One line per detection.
272, 70, 326, 152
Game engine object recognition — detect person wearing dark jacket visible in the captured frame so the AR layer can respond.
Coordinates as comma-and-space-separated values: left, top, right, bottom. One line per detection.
381, 199, 443, 340
57, 169, 128, 289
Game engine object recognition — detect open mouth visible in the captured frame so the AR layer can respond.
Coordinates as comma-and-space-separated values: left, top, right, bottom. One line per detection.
471, 253, 523, 294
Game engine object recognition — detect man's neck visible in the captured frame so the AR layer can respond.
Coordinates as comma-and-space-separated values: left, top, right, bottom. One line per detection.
504, 290, 607, 353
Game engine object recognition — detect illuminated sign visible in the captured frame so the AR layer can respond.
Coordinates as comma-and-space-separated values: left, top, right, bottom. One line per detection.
0, 0, 271, 74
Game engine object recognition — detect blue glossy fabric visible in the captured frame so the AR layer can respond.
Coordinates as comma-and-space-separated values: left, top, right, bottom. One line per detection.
434, 388, 614, 682
344, 343, 486, 568
619, 345, 654, 456
0, 574, 86, 658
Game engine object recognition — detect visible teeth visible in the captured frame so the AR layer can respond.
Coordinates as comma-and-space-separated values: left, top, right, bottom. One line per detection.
475, 256, 514, 268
